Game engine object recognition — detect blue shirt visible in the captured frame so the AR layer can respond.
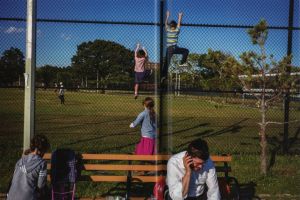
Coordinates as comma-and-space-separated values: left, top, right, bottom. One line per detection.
132, 109, 156, 139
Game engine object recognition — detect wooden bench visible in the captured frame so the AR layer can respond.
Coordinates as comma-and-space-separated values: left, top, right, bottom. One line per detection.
44, 153, 236, 199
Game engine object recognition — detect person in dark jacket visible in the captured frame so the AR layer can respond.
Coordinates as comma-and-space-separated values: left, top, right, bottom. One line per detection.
7, 134, 50, 200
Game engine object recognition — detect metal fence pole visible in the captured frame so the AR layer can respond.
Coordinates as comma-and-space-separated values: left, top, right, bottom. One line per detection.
159, 0, 165, 153
23, 0, 36, 150
283, 0, 294, 154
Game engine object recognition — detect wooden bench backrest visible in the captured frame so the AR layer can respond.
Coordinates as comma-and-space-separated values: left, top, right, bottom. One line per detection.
44, 153, 231, 183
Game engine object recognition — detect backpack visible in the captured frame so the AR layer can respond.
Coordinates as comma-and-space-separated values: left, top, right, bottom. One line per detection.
50, 149, 82, 200
153, 178, 166, 200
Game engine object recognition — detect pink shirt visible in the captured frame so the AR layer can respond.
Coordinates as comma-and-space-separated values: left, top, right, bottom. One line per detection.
134, 57, 147, 72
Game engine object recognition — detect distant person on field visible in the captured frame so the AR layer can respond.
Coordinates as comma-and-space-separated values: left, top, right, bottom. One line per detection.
166, 139, 220, 200
129, 97, 156, 155
7, 134, 50, 200
161, 10, 189, 82
54, 82, 58, 93
58, 82, 65, 104
134, 43, 148, 99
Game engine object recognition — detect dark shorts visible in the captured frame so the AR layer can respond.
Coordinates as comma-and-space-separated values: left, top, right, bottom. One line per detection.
135, 72, 145, 83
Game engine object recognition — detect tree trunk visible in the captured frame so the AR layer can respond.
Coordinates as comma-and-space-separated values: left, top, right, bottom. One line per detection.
260, 97, 268, 175
260, 122, 267, 175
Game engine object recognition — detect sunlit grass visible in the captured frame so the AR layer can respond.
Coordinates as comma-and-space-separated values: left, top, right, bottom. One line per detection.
1, 88, 299, 198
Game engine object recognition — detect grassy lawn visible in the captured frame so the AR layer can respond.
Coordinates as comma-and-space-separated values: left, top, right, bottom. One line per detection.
0, 88, 299, 198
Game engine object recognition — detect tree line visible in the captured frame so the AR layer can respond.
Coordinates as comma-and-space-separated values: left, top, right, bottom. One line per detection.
0, 39, 298, 90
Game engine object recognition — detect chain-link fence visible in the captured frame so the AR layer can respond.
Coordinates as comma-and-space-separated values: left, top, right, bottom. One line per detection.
1, 0, 300, 194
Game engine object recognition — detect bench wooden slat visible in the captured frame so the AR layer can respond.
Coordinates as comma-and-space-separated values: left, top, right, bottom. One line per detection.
89, 175, 164, 182
44, 153, 231, 162
210, 155, 232, 162
47, 175, 165, 183
47, 164, 230, 173
84, 164, 167, 171
47, 164, 167, 171
44, 153, 171, 161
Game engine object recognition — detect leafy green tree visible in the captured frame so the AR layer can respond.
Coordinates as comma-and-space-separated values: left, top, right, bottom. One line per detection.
0, 48, 25, 86
71, 40, 134, 88
198, 49, 241, 91
36, 65, 59, 87
225, 20, 296, 175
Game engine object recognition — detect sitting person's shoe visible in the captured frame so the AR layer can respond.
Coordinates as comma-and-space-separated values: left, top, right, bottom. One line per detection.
160, 76, 167, 83
178, 62, 188, 67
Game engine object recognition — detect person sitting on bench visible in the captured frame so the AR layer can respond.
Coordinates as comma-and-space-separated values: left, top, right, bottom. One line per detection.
166, 139, 220, 200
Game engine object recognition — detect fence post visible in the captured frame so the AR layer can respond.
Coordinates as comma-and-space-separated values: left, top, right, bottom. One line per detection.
282, 0, 294, 154
159, 0, 165, 153
23, 0, 37, 150
283, 0, 294, 154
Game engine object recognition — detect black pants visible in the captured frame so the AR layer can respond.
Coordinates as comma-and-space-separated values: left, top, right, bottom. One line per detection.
166, 193, 207, 200
165, 186, 207, 200
59, 95, 65, 104
162, 45, 189, 78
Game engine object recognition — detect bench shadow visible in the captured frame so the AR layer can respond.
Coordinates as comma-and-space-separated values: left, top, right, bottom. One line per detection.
267, 125, 300, 170
101, 182, 153, 199
239, 181, 261, 200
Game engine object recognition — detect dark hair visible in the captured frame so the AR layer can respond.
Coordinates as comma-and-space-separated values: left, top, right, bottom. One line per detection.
187, 139, 209, 161
169, 20, 177, 28
143, 97, 155, 122
137, 49, 146, 58
24, 134, 50, 156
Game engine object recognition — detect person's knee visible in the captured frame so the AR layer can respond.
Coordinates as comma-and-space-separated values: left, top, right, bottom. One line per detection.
185, 49, 189, 55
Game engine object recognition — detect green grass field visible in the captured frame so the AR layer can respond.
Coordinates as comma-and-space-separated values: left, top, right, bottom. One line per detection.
0, 88, 299, 198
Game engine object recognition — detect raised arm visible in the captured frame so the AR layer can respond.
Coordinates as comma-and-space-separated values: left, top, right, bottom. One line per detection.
142, 47, 148, 58
165, 10, 170, 31
135, 43, 140, 57
177, 12, 183, 29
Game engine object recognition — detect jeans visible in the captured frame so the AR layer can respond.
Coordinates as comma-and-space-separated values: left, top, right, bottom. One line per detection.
162, 45, 189, 78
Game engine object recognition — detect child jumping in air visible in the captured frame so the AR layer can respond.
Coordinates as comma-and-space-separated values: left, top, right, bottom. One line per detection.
134, 43, 148, 99
130, 97, 156, 155
161, 10, 189, 82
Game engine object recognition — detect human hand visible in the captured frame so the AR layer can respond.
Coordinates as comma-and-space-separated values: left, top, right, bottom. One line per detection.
166, 10, 170, 17
179, 12, 183, 16
183, 152, 193, 173
129, 123, 135, 128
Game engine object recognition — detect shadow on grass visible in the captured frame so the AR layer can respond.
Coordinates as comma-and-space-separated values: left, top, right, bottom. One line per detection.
267, 125, 300, 170
239, 181, 261, 200
100, 182, 153, 199
173, 118, 249, 150
37, 116, 133, 132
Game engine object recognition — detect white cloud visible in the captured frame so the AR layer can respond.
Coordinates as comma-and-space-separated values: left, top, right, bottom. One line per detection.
60, 33, 72, 41
4, 26, 25, 34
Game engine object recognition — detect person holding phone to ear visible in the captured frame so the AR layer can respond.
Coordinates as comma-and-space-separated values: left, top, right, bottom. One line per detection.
166, 139, 220, 200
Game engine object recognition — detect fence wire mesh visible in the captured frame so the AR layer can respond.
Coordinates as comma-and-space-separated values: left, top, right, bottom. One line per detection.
0, 0, 300, 194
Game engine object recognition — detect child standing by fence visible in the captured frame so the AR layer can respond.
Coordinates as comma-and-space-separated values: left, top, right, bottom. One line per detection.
134, 43, 148, 99
130, 97, 156, 155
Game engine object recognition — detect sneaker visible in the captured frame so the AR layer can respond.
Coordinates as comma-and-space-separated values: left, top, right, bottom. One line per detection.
134, 95, 138, 99
160, 76, 167, 83
178, 63, 188, 67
